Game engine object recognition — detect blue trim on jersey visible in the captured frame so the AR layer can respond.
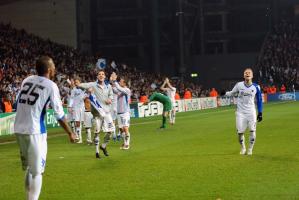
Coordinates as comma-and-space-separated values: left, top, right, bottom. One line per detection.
125, 94, 128, 105
40, 97, 50, 134
89, 94, 102, 108
253, 83, 263, 113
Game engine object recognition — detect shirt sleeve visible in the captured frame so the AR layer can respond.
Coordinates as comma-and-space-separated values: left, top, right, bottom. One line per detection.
50, 83, 65, 120
255, 85, 263, 113
226, 83, 239, 96
114, 82, 131, 96
79, 82, 95, 89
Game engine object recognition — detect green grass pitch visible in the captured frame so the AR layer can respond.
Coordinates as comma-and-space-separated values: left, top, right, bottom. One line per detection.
0, 101, 299, 200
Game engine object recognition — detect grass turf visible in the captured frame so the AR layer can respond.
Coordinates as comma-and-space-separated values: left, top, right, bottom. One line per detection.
0, 101, 298, 200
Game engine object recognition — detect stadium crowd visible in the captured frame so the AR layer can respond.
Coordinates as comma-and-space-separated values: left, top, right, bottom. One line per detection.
0, 23, 207, 113
257, 21, 299, 92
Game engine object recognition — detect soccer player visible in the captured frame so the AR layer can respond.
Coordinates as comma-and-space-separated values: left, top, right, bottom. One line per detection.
111, 87, 120, 141
79, 70, 115, 159
160, 77, 176, 125
144, 92, 172, 129
66, 79, 76, 133
69, 77, 86, 143
110, 72, 131, 149
14, 56, 76, 200
83, 94, 93, 144
225, 68, 263, 155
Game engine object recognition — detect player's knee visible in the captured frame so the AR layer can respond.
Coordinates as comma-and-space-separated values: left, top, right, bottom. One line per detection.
123, 127, 129, 133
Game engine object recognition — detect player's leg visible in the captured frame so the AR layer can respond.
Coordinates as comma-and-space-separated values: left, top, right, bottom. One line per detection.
93, 117, 102, 158
84, 112, 93, 144
247, 113, 257, 155
100, 114, 115, 156
73, 109, 83, 143
67, 111, 76, 135
16, 134, 31, 199
171, 109, 176, 124
111, 110, 117, 141
236, 112, 247, 155
161, 111, 169, 129
118, 113, 131, 149
26, 134, 47, 200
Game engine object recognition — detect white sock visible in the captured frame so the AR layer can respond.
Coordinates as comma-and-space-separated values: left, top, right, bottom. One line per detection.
86, 128, 91, 141
25, 170, 42, 200
249, 131, 256, 150
125, 132, 130, 146
71, 121, 75, 133
112, 128, 116, 138
169, 112, 173, 123
238, 133, 246, 149
117, 129, 121, 137
94, 133, 100, 153
75, 126, 82, 141
172, 111, 176, 123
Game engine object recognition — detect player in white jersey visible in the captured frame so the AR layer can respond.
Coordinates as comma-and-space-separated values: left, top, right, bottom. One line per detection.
110, 72, 131, 150
160, 77, 176, 125
111, 91, 120, 141
69, 78, 86, 143
225, 68, 263, 155
83, 93, 93, 144
66, 79, 76, 133
14, 56, 76, 200
79, 70, 115, 159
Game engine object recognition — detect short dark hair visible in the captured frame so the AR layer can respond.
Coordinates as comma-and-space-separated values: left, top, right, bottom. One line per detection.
97, 69, 106, 75
36, 56, 53, 76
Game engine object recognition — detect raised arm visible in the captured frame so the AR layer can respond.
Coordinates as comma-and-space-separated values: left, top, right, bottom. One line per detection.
114, 82, 131, 96
78, 82, 95, 90
160, 79, 168, 91
225, 84, 239, 96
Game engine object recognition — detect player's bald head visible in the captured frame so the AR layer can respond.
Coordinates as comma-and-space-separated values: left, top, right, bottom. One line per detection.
36, 56, 55, 76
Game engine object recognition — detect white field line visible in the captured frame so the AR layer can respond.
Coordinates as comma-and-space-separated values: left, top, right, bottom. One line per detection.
0, 101, 293, 145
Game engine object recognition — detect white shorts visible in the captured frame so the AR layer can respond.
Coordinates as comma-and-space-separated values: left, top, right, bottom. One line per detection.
84, 111, 93, 128
93, 113, 115, 133
67, 108, 74, 122
236, 112, 256, 133
117, 112, 130, 128
171, 100, 176, 110
16, 134, 47, 175
73, 108, 84, 122
111, 109, 117, 121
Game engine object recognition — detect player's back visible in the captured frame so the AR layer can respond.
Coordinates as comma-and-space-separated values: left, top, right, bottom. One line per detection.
150, 92, 171, 104
166, 87, 176, 102
14, 75, 64, 134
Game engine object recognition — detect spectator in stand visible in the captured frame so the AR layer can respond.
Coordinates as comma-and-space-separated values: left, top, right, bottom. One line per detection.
280, 84, 286, 93
175, 92, 180, 100
183, 88, 192, 99
0, 22, 205, 107
2, 93, 12, 113
257, 20, 299, 90
209, 88, 218, 97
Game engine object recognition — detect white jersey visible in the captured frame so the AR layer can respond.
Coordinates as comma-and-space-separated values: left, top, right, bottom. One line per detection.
14, 75, 65, 134
226, 81, 263, 114
79, 81, 113, 113
165, 86, 176, 104
69, 87, 85, 110
112, 82, 131, 114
